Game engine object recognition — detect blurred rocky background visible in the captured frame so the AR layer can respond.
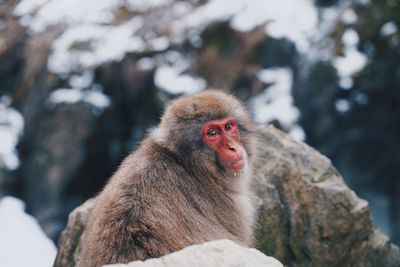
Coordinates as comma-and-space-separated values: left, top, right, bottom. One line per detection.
0, 0, 399, 260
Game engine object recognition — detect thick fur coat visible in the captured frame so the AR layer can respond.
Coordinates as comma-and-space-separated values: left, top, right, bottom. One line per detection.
78, 90, 257, 267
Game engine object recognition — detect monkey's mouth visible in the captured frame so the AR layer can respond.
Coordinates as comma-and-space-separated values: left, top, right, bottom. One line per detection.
228, 157, 245, 170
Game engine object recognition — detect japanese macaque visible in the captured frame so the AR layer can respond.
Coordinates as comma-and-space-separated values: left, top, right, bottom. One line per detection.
78, 90, 258, 267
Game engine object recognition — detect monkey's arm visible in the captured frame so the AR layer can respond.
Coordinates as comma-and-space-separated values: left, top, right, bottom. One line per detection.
78, 166, 190, 267
79, 196, 180, 266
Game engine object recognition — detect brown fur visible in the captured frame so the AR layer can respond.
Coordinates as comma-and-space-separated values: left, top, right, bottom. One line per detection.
78, 90, 258, 267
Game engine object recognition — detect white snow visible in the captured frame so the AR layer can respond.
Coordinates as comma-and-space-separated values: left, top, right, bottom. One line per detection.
13, 0, 47, 17
334, 28, 367, 89
69, 71, 93, 89
126, 0, 173, 12
14, 0, 121, 33
154, 51, 207, 95
136, 57, 156, 71
0, 98, 24, 170
253, 68, 294, 126
14, 1, 146, 75
342, 28, 360, 47
262, 0, 318, 52
47, 70, 110, 110
48, 88, 111, 109
177, 0, 244, 29
155, 65, 207, 95
15, 0, 321, 79
172, 0, 318, 52
339, 76, 354, 90
289, 125, 306, 142
148, 37, 170, 51
0, 196, 56, 267
380, 21, 398, 37
334, 45, 367, 77
335, 98, 351, 113
252, 68, 304, 141
48, 17, 145, 74
341, 8, 358, 25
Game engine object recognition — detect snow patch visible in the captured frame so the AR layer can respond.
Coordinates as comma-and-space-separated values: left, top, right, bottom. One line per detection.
136, 57, 156, 71
47, 71, 111, 109
380, 21, 398, 37
0, 98, 24, 170
342, 28, 359, 46
14, 0, 121, 34
289, 125, 306, 142
48, 17, 145, 74
155, 65, 207, 95
127, 0, 173, 12
69, 71, 93, 89
335, 98, 351, 113
148, 37, 170, 51
334, 28, 367, 88
262, 0, 317, 52
334, 48, 367, 84
0, 196, 56, 267
341, 8, 358, 25
339, 76, 354, 90
13, 0, 47, 17
15, 1, 146, 75
154, 51, 207, 95
252, 68, 304, 141
48, 88, 111, 109
15, 0, 321, 79
172, 0, 317, 52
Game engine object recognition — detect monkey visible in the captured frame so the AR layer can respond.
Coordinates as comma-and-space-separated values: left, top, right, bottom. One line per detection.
77, 90, 258, 267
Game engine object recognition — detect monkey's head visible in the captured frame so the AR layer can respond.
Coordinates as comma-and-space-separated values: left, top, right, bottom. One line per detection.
152, 90, 257, 181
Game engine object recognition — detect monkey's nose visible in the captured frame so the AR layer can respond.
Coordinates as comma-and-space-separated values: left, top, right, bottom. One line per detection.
228, 144, 236, 151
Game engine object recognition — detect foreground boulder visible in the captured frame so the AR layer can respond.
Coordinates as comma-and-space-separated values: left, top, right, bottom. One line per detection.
253, 126, 400, 267
107, 239, 283, 267
54, 126, 400, 267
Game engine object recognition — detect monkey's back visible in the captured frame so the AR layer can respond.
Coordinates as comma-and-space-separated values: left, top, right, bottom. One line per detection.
78, 138, 252, 267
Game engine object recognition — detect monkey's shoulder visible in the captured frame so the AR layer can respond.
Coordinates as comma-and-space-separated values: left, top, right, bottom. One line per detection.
127, 137, 184, 172
106, 138, 186, 193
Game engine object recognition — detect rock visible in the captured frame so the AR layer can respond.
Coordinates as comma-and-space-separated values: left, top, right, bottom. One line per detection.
253, 126, 400, 267
292, 1, 400, 245
53, 198, 95, 267
107, 240, 283, 267
54, 126, 400, 267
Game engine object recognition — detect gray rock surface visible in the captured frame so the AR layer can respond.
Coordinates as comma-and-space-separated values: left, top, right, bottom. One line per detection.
53, 126, 400, 267
253, 126, 400, 267
53, 198, 95, 267
107, 239, 283, 267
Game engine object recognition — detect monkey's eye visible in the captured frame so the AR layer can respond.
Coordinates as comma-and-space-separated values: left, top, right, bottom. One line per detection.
207, 128, 219, 137
225, 123, 233, 131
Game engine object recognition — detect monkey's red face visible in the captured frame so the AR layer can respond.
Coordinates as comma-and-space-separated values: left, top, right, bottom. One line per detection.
201, 118, 245, 170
